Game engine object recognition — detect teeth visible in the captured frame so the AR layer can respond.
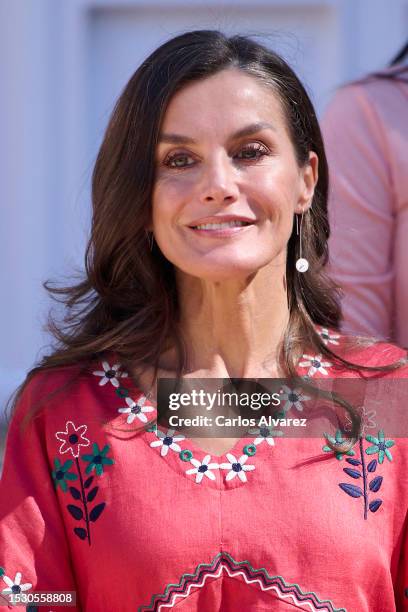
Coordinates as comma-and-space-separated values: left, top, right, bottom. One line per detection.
194, 220, 248, 230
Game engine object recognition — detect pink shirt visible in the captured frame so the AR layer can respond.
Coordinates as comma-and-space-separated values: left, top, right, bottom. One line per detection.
321, 66, 408, 347
1, 328, 408, 610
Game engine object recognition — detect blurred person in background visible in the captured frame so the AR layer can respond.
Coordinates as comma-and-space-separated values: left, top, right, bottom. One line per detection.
322, 41, 408, 347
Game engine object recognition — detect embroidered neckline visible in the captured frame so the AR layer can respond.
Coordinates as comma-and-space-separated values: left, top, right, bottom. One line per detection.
91, 325, 339, 487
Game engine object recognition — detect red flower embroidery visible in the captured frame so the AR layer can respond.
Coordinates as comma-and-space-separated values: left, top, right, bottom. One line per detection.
55, 421, 90, 458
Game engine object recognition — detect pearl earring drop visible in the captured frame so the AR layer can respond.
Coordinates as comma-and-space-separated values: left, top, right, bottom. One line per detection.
295, 212, 309, 273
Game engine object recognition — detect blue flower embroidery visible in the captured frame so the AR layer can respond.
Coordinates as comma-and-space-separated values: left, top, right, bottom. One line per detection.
365, 430, 395, 463
322, 430, 397, 520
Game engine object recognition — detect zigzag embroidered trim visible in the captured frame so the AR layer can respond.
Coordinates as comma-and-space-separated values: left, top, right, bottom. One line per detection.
137, 551, 347, 612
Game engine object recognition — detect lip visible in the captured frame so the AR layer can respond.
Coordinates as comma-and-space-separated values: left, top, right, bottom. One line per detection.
187, 224, 255, 238
187, 214, 257, 227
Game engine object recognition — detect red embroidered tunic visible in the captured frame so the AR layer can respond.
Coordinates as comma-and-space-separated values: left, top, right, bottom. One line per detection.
1, 328, 408, 611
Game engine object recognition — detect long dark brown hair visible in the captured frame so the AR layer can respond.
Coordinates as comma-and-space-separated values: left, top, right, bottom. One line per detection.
7, 30, 407, 453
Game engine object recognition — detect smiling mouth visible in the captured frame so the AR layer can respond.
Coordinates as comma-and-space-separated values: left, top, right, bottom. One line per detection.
190, 220, 252, 230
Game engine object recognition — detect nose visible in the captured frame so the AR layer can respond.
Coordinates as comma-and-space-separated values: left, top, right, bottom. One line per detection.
198, 154, 240, 205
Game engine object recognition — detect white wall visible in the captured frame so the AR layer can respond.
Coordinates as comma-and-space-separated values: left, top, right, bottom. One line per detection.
1, 0, 407, 415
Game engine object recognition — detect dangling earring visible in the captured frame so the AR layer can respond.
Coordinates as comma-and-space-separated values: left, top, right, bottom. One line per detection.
145, 230, 154, 251
295, 211, 309, 273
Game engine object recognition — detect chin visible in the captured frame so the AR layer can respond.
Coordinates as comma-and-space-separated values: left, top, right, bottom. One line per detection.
178, 262, 261, 282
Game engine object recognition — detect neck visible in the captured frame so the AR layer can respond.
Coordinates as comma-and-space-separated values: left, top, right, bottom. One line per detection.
175, 260, 289, 379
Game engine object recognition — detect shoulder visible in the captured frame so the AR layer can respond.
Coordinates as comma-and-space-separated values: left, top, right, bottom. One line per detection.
322, 81, 371, 120
7, 355, 130, 431
323, 73, 407, 130
9, 364, 83, 423
4, 354, 141, 462
325, 330, 408, 378
321, 81, 385, 165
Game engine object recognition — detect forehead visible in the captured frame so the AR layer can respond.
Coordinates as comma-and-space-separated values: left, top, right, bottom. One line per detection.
160, 68, 287, 136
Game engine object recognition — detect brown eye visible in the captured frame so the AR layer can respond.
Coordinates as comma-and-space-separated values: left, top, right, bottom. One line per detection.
236, 143, 269, 160
163, 153, 194, 169
162, 142, 269, 169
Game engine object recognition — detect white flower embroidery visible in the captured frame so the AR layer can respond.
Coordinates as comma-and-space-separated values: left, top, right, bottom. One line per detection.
185, 455, 219, 483
298, 354, 332, 377
118, 396, 154, 424
344, 406, 377, 436
92, 361, 128, 388
55, 421, 90, 458
318, 327, 340, 346
150, 428, 185, 456
248, 426, 283, 446
219, 453, 255, 482
1, 571, 32, 595
279, 385, 311, 412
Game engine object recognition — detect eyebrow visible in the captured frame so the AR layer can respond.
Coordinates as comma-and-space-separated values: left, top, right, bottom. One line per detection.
157, 121, 276, 144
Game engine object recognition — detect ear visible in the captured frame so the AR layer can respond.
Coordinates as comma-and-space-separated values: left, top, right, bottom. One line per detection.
295, 151, 318, 214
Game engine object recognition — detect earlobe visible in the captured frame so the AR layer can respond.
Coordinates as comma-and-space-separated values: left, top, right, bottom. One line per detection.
295, 201, 312, 216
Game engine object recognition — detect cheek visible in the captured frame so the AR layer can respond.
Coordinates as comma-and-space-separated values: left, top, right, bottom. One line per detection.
246, 169, 300, 221
151, 177, 193, 226
263, 161, 300, 193
154, 172, 196, 198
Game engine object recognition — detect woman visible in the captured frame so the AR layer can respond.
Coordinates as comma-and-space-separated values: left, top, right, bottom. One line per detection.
322, 40, 408, 347
0, 30, 407, 611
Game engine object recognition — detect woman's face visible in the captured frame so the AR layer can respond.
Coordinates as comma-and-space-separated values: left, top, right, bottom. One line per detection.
151, 68, 317, 281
